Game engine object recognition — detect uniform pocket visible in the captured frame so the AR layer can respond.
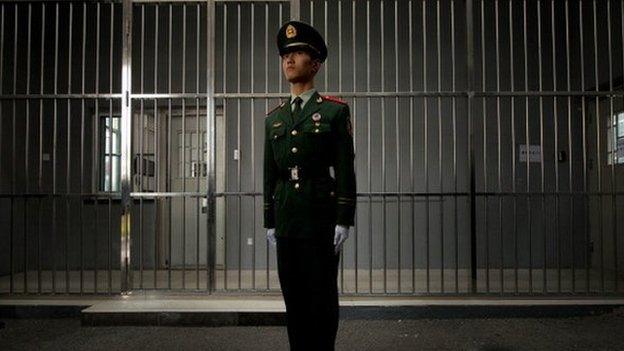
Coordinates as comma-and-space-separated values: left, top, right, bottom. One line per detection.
270, 124, 287, 140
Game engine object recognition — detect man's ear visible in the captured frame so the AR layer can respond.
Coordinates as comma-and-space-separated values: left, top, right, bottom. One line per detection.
312, 59, 322, 74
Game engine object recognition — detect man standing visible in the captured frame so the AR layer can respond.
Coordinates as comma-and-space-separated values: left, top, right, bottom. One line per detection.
263, 20, 357, 351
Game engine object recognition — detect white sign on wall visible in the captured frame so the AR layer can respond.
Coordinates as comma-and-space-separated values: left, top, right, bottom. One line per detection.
519, 144, 542, 163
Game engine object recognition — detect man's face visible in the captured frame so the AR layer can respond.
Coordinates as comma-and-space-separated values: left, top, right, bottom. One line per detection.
281, 49, 321, 83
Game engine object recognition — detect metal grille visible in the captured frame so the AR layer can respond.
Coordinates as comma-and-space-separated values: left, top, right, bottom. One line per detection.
0, 0, 622, 297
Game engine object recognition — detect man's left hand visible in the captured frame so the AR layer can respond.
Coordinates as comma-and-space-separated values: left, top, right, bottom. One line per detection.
334, 225, 350, 255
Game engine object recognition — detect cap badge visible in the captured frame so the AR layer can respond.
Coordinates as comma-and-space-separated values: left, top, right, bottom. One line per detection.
286, 24, 297, 38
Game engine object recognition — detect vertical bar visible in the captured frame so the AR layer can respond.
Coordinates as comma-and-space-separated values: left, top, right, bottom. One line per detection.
607, 0, 617, 294
207, 0, 216, 295
366, 0, 372, 293
408, 0, 414, 294
509, 0, 518, 294
466, 0, 477, 294
495, 0, 503, 295
250, 2, 256, 291
94, 2, 100, 294
153, 3, 159, 289
436, 0, 443, 294
182, 3, 187, 290
381, 0, 386, 294
339, 0, 344, 293
236, 2, 241, 290
351, 0, 358, 294
480, 0, 488, 294
10, 3, 17, 295
25, 3, 30, 294
324, 0, 327, 92
551, 0, 560, 294
264, 2, 270, 291
223, 2, 227, 291
66, 2, 73, 294
196, 2, 201, 291
423, 0, 430, 294
139, 3, 145, 289
565, 0, 574, 293
592, 0, 604, 294
52, 2, 59, 294
537, 0, 546, 294
451, 0, 458, 293
578, 0, 589, 294
394, 0, 400, 293
107, 2, 114, 295
167, 3, 172, 290
523, 0, 532, 294
80, 2, 86, 295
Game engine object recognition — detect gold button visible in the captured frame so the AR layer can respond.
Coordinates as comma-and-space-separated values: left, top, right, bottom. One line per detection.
291, 147, 298, 153
314, 122, 320, 126
294, 182, 300, 189
330, 191, 335, 196
273, 135, 278, 139
314, 128, 319, 133
291, 129, 298, 135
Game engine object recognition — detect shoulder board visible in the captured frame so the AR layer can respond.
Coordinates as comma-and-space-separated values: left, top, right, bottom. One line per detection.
266, 101, 286, 116
323, 95, 347, 105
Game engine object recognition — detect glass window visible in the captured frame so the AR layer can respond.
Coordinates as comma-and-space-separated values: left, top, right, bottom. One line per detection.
607, 111, 624, 165
100, 115, 122, 192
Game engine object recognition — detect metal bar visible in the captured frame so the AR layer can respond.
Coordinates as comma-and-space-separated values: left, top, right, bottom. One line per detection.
423, 0, 430, 294
564, 0, 573, 293
65, 2, 73, 294
451, 0, 458, 293
236, 2, 241, 290
607, 0, 617, 294
108, 1, 114, 295
551, 0, 560, 294
366, 0, 371, 294
182, 3, 187, 290
324, 0, 327, 92
139, 2, 145, 289
339, 0, 344, 294
154, 3, 159, 290
523, 0, 532, 294
24, 2, 30, 294
264, 1, 269, 291
94, 2, 100, 294
223, 1, 228, 291
579, 0, 589, 294
466, 0, 476, 294
353, 0, 358, 294
537, 0, 546, 295
52, 2, 59, 294
290, 0, 300, 20
381, 0, 386, 294
509, 0, 518, 294
250, 2, 255, 291
480, 0, 488, 294
394, 0, 400, 293
592, 0, 604, 294
496, 0, 503, 295
167, 3, 172, 290
196, 1, 201, 291
437, 0, 443, 294
206, 0, 215, 293
80, 2, 86, 294
408, 0, 414, 294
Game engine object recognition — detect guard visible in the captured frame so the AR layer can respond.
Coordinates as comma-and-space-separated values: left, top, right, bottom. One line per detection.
263, 20, 357, 351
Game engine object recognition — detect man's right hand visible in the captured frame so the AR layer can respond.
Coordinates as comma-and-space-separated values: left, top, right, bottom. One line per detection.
266, 228, 276, 247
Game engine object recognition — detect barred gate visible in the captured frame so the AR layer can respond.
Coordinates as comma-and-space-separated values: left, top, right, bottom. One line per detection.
0, 0, 622, 297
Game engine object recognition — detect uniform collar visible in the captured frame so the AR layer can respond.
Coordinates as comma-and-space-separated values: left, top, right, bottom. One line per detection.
289, 88, 317, 111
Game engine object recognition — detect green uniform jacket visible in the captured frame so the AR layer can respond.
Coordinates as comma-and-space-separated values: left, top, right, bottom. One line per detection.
263, 91, 356, 240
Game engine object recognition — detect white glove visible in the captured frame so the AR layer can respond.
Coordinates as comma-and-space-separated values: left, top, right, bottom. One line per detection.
266, 228, 276, 247
334, 225, 350, 255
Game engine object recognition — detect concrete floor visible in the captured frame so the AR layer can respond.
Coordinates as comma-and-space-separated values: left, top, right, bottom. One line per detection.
3, 309, 624, 350
2, 268, 623, 295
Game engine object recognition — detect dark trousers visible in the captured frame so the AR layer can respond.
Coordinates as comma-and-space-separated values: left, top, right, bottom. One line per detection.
276, 235, 340, 351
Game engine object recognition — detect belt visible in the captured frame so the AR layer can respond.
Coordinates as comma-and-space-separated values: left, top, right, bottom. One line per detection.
278, 165, 331, 181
